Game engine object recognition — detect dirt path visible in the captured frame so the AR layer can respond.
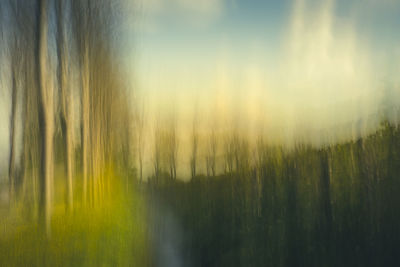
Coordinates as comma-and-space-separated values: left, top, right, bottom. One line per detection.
148, 194, 187, 267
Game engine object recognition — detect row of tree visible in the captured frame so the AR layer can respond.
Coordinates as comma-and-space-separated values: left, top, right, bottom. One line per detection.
144, 120, 346, 182
149, 121, 400, 267
1, 0, 132, 236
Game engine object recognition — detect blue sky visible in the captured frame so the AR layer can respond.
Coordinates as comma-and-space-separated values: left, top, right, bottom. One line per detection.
126, 0, 400, 121
0, 0, 399, 176
132, 0, 400, 57
116, 0, 400, 177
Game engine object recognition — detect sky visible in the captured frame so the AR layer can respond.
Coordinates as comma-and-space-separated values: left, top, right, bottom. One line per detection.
121, 0, 400, 142
114, 0, 400, 177
1, 0, 400, 177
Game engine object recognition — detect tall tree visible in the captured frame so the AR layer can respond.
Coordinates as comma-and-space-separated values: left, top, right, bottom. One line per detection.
56, 0, 74, 211
8, 36, 20, 205
190, 118, 198, 179
36, 0, 54, 235
72, 0, 91, 205
167, 119, 178, 180
206, 130, 217, 177
135, 100, 146, 182
153, 124, 162, 182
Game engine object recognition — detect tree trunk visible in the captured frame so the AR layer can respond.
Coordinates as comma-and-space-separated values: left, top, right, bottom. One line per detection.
37, 0, 53, 236
56, 0, 73, 211
66, 118, 74, 209
82, 44, 90, 205
8, 64, 17, 205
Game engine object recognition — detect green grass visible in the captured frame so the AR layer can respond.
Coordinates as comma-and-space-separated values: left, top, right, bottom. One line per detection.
0, 173, 150, 267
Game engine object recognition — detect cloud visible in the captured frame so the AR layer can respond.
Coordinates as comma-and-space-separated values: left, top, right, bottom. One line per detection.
275, 0, 379, 127
133, 0, 396, 147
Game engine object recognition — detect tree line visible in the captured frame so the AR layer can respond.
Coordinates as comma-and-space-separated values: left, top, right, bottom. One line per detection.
0, 0, 132, 236
148, 121, 400, 266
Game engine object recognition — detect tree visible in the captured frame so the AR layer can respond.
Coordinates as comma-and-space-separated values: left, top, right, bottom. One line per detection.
206, 130, 217, 177
153, 124, 162, 182
8, 27, 21, 205
1, 0, 130, 235
190, 121, 198, 179
167, 120, 178, 180
135, 100, 146, 182
36, 0, 54, 236
72, 0, 91, 205
56, 0, 74, 211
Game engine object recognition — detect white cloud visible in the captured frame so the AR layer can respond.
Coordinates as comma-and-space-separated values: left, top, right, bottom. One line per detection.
133, 0, 396, 147
276, 0, 378, 125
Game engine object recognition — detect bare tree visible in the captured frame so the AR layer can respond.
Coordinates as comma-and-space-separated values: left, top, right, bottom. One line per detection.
8, 37, 20, 205
72, 0, 91, 205
6, 0, 30, 207
10, 0, 43, 217
206, 130, 217, 177
224, 135, 234, 174
167, 120, 178, 180
153, 124, 162, 182
72, 0, 127, 205
2, 0, 129, 222
135, 100, 146, 182
36, 0, 54, 235
190, 117, 198, 179
234, 136, 250, 175
56, 0, 74, 211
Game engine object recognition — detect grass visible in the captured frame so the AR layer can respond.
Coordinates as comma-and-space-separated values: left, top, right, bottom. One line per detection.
0, 169, 150, 267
